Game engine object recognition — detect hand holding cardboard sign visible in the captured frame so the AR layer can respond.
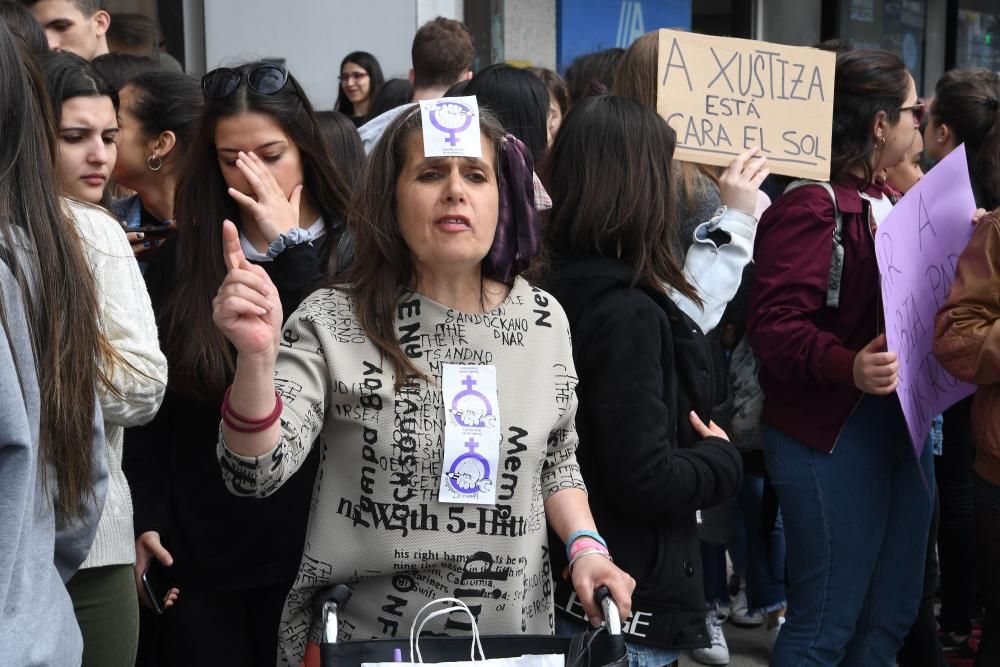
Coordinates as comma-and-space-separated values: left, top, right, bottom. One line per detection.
718, 147, 770, 215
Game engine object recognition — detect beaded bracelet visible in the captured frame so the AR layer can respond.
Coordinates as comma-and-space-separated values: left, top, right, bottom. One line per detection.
221, 386, 282, 433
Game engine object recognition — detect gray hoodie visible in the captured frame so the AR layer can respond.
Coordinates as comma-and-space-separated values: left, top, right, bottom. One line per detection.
0, 256, 107, 666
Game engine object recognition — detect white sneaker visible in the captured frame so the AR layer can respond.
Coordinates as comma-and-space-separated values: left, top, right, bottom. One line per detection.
691, 606, 730, 665
729, 587, 765, 627
767, 616, 786, 653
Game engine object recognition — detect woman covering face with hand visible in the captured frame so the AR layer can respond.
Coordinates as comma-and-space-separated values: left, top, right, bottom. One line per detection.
122, 61, 352, 667
213, 105, 636, 667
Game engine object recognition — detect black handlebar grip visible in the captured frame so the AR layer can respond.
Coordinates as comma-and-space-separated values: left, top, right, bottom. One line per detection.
329, 584, 353, 608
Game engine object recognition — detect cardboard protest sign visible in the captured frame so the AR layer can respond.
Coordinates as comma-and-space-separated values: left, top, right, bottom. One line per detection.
656, 29, 835, 180
875, 144, 978, 455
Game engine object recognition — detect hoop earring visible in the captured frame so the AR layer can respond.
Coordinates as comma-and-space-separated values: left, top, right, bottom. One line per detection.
874, 135, 886, 151
147, 153, 163, 172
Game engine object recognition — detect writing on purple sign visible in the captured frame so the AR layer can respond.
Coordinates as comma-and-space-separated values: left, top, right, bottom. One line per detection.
874, 144, 978, 453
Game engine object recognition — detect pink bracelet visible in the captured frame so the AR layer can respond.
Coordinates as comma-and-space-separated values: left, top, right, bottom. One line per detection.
569, 538, 608, 560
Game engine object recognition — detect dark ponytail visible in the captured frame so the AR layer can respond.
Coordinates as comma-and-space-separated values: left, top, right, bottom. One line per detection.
931, 68, 1000, 209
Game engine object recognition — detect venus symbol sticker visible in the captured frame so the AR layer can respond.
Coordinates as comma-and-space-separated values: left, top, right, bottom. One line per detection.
419, 96, 483, 158
439, 364, 500, 505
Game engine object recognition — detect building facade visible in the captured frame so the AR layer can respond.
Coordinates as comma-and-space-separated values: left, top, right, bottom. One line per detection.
105, 1, 1000, 107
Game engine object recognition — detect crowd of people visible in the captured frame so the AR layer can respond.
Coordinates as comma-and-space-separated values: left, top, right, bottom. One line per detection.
0, 2, 998, 667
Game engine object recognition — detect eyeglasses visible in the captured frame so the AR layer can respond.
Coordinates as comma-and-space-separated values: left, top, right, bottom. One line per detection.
338, 72, 369, 83
900, 102, 926, 126
202, 64, 290, 100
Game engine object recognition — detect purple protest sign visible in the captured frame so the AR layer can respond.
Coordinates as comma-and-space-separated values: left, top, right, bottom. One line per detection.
875, 144, 978, 454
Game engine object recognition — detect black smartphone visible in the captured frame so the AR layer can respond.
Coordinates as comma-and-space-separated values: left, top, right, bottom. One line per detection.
133, 225, 173, 238
141, 559, 172, 614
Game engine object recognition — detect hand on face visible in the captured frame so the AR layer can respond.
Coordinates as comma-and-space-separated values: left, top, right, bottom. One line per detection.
215, 112, 309, 243
226, 150, 304, 242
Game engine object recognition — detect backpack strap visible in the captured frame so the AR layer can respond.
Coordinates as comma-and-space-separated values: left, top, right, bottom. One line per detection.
783, 179, 844, 308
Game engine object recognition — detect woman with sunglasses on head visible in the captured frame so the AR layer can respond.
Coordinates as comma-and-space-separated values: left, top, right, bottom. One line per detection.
110, 70, 203, 262
40, 49, 168, 667
747, 50, 931, 665
122, 61, 352, 667
335, 50, 384, 128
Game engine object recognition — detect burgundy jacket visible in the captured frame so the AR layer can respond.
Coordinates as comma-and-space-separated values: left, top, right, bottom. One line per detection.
748, 178, 890, 453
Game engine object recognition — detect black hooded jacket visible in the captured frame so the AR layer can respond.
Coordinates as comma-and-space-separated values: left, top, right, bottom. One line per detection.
545, 256, 742, 650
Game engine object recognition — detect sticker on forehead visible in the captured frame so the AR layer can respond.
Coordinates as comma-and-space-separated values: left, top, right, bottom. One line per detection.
419, 96, 483, 158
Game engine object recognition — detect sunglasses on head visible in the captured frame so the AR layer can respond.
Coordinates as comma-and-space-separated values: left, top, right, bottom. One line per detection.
202, 64, 290, 100
899, 102, 926, 126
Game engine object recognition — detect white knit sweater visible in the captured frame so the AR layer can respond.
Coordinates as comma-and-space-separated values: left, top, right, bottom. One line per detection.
66, 200, 167, 569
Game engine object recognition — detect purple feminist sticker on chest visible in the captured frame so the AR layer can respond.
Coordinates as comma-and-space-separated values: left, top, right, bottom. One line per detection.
451, 374, 493, 427
447, 436, 492, 495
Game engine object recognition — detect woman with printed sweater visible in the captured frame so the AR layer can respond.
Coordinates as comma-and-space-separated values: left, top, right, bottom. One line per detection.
212, 105, 636, 667
40, 51, 168, 667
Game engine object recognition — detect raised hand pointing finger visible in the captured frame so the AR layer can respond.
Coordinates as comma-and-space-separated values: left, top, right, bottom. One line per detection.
222, 219, 247, 272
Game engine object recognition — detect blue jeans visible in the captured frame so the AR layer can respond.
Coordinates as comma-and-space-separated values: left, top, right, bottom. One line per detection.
739, 472, 787, 612
701, 542, 729, 606
701, 477, 787, 613
764, 394, 934, 666
554, 615, 679, 667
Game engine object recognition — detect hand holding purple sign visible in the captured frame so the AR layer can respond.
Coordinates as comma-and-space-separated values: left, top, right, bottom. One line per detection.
875, 144, 978, 454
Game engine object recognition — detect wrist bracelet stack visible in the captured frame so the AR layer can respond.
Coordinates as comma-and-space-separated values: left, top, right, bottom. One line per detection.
566, 530, 611, 573
221, 385, 283, 433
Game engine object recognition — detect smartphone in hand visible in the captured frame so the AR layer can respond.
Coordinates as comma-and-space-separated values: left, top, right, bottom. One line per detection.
142, 559, 173, 614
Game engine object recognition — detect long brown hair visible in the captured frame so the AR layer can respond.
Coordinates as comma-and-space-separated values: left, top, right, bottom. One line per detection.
830, 49, 910, 185
614, 31, 720, 208
542, 94, 700, 305
1, 25, 106, 519
335, 107, 506, 387
163, 62, 352, 401
930, 68, 1000, 209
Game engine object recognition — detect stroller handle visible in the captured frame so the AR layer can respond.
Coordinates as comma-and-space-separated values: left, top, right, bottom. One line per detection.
316, 584, 624, 643
594, 586, 621, 635
319, 584, 353, 644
